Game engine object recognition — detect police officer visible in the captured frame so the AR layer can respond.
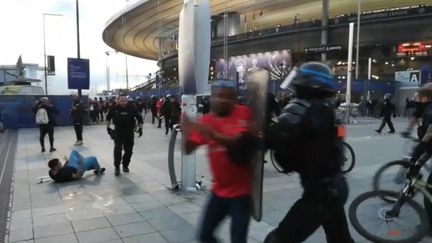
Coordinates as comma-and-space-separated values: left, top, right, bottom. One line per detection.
70, 95, 85, 146
265, 62, 354, 243
106, 94, 143, 176
375, 93, 396, 134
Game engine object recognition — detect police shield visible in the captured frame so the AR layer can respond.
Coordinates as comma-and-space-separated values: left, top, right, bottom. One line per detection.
246, 68, 269, 221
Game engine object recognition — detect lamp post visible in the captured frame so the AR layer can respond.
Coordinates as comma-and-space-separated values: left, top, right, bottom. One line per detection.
42, 13, 62, 95
105, 51, 111, 91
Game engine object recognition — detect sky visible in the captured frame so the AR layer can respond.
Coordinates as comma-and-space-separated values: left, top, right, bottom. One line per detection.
0, 0, 159, 96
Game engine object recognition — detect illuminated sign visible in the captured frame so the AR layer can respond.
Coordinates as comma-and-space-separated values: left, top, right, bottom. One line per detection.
397, 42, 428, 56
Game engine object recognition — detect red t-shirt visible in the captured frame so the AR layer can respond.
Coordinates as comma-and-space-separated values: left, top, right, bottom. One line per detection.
188, 105, 252, 198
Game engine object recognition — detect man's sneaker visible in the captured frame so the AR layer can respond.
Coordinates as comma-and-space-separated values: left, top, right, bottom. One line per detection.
115, 167, 120, 176
94, 168, 106, 175
49, 148, 56, 153
375, 129, 381, 134
388, 131, 395, 134
74, 140, 83, 146
123, 166, 130, 173
41, 148, 46, 153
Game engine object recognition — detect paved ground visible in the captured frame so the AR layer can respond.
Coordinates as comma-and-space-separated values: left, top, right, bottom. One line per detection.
0, 130, 17, 241
4, 116, 432, 243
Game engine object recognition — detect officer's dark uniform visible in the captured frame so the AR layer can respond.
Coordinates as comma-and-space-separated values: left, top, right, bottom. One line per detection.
70, 98, 85, 143
265, 62, 354, 243
376, 94, 396, 134
106, 104, 143, 173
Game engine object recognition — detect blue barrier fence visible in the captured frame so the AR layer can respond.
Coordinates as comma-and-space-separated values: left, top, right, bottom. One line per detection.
0, 95, 89, 129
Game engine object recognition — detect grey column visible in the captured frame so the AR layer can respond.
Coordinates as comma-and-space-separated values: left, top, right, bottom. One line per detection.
321, 0, 329, 62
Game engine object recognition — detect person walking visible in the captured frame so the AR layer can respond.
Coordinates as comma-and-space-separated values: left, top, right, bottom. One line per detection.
106, 94, 143, 176
150, 95, 158, 124
264, 62, 354, 243
375, 93, 396, 134
70, 95, 85, 146
35, 97, 57, 153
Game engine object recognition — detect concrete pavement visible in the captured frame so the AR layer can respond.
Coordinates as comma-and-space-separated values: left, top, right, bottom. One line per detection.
4, 116, 432, 243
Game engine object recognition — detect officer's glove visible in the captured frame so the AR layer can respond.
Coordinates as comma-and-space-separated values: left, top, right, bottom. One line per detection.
137, 128, 143, 137
107, 128, 115, 140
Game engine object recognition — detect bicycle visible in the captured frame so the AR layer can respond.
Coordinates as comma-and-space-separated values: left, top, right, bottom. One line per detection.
373, 137, 432, 203
269, 141, 355, 174
349, 171, 432, 242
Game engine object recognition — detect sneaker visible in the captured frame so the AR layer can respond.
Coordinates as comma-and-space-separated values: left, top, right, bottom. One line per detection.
74, 140, 83, 146
41, 148, 46, 153
375, 129, 381, 134
49, 148, 56, 153
115, 167, 120, 176
122, 166, 130, 173
388, 131, 395, 134
94, 168, 106, 175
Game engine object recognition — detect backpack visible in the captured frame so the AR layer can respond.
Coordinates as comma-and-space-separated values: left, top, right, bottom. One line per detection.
36, 108, 49, 124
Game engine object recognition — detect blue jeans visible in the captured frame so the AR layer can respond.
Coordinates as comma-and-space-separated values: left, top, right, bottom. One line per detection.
198, 193, 250, 243
67, 150, 100, 176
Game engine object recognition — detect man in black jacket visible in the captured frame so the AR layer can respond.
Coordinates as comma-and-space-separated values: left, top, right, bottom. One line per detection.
106, 94, 144, 176
375, 93, 396, 134
35, 97, 57, 153
71, 95, 86, 146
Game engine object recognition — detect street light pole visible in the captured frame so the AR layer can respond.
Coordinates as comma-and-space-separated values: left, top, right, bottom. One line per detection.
125, 54, 129, 90
105, 51, 111, 91
42, 13, 62, 95
355, 0, 361, 79
76, 0, 82, 97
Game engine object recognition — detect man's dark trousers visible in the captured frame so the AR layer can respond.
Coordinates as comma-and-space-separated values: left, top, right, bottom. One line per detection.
114, 130, 134, 168
377, 117, 395, 133
74, 122, 83, 141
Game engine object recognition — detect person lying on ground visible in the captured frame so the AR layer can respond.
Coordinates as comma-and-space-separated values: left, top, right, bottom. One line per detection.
48, 149, 105, 183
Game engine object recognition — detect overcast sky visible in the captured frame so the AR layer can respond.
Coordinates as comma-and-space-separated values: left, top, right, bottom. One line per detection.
0, 0, 159, 96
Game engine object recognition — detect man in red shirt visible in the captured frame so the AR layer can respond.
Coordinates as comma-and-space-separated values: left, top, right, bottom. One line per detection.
182, 80, 256, 243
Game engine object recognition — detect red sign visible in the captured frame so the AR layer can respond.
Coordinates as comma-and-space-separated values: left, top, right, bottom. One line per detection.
397, 42, 428, 56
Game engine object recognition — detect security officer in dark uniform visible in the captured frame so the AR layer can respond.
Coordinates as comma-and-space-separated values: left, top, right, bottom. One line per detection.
375, 93, 396, 134
264, 62, 354, 243
70, 95, 85, 146
106, 94, 143, 176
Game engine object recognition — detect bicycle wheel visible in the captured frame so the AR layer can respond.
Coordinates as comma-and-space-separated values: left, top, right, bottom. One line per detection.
270, 149, 284, 173
341, 141, 355, 173
349, 190, 429, 243
373, 160, 413, 203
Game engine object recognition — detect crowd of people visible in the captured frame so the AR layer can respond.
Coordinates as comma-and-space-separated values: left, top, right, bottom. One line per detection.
32, 60, 432, 243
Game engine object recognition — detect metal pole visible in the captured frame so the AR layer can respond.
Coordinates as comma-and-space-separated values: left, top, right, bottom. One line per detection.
105, 52, 110, 91
346, 22, 354, 124
368, 57, 372, 80
355, 0, 361, 79
76, 0, 82, 97
125, 54, 129, 90
43, 15, 48, 95
321, 0, 329, 62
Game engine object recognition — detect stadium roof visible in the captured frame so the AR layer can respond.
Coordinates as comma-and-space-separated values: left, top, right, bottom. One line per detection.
103, 0, 429, 61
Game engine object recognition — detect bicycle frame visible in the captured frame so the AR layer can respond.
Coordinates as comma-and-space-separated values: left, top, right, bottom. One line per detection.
413, 178, 432, 202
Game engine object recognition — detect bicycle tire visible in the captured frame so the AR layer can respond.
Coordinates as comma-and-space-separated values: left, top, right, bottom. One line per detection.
270, 149, 284, 173
341, 141, 356, 173
373, 160, 412, 203
349, 190, 429, 243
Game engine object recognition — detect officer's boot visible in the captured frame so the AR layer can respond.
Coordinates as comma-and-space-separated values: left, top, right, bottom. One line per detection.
115, 166, 120, 176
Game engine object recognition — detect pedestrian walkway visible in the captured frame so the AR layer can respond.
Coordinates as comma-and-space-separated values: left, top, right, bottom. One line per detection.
4, 120, 432, 243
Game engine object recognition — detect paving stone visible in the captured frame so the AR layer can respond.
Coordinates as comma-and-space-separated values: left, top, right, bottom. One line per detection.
76, 227, 120, 243
114, 221, 156, 238
123, 232, 168, 243
34, 233, 78, 243
71, 217, 111, 232
106, 212, 144, 226
33, 221, 73, 239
